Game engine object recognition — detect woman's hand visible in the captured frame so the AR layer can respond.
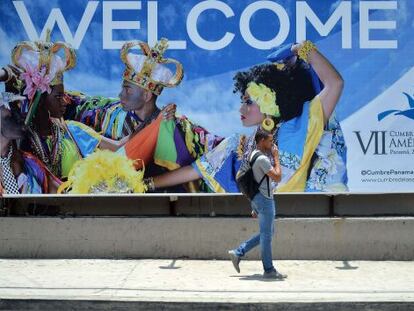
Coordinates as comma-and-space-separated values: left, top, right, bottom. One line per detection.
162, 103, 177, 121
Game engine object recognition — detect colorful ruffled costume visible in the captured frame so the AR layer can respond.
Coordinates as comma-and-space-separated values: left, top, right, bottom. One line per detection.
63, 39, 223, 193
21, 116, 102, 180
115, 113, 221, 166
49, 38, 221, 194
0, 149, 49, 195
9, 34, 103, 183
306, 116, 348, 192
0, 94, 49, 195
65, 92, 136, 140
190, 96, 347, 193
186, 45, 348, 194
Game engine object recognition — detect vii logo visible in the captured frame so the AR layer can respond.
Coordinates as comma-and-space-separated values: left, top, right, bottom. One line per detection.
378, 92, 414, 121
354, 131, 387, 155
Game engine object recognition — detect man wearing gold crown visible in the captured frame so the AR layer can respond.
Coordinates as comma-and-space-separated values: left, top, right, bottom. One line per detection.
1, 34, 222, 194
64, 39, 179, 141
115, 39, 226, 192
62, 38, 223, 193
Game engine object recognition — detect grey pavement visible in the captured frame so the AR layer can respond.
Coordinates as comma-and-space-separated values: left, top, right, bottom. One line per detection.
0, 259, 413, 308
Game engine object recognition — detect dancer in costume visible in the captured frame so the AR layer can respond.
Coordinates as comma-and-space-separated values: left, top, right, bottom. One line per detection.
0, 92, 50, 194
63, 38, 220, 168
117, 39, 224, 191
57, 38, 222, 194
63, 39, 178, 141
146, 41, 346, 193
3, 34, 109, 185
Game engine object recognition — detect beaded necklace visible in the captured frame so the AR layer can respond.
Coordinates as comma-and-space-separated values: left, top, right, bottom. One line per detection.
28, 120, 64, 177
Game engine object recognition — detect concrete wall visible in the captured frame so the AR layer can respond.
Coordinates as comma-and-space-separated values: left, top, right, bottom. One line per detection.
4, 193, 414, 217
1, 217, 413, 260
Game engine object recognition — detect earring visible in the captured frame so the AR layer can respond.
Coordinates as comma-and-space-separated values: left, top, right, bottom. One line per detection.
262, 117, 275, 131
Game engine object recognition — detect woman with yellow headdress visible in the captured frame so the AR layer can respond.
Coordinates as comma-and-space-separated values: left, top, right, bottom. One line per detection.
146, 41, 347, 193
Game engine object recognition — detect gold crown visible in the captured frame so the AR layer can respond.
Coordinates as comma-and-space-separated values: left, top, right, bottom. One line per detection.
120, 38, 184, 95
11, 30, 76, 86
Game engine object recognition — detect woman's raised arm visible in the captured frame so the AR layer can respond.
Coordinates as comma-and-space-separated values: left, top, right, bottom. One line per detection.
293, 41, 344, 124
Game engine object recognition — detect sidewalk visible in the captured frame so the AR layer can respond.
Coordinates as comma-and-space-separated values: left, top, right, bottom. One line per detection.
1, 259, 414, 309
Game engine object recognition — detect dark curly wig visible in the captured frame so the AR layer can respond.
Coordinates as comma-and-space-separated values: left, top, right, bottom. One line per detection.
233, 59, 318, 121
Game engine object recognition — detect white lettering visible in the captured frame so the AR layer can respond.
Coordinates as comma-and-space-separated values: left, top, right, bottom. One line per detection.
148, 1, 186, 49
240, 1, 289, 49
103, 1, 141, 50
360, 1, 397, 49
13, 1, 98, 49
296, 1, 352, 48
187, 1, 235, 51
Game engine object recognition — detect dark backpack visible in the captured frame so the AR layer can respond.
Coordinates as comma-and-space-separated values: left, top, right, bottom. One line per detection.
236, 151, 270, 201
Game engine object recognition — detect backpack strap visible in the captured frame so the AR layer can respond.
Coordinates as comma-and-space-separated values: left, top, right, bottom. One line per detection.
250, 151, 270, 195
257, 173, 270, 197
249, 151, 262, 166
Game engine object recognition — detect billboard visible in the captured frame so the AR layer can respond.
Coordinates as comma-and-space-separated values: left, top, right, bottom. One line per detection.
0, 0, 413, 195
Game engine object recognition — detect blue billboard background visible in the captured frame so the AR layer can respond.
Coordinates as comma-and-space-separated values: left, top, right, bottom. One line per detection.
1, 0, 412, 136
1, 0, 414, 193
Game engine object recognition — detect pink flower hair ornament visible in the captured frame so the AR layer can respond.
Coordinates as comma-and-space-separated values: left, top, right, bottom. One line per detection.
20, 64, 52, 101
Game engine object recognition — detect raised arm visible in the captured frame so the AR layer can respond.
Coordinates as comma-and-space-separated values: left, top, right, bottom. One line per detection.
292, 41, 344, 124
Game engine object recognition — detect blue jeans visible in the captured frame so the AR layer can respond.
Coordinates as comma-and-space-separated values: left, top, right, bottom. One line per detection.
234, 192, 276, 273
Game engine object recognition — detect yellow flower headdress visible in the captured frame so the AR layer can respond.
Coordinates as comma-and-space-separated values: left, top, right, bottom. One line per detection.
246, 82, 280, 118
120, 38, 184, 96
